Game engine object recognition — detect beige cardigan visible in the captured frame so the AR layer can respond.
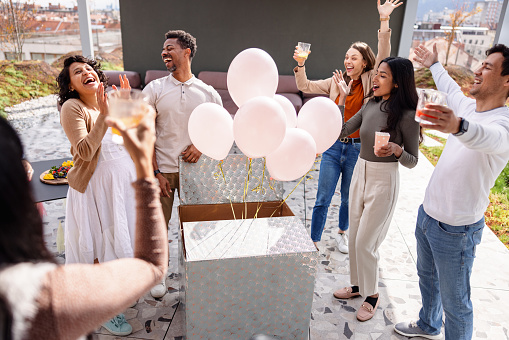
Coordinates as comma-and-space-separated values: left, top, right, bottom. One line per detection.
60, 98, 108, 193
294, 29, 392, 104
0, 179, 167, 340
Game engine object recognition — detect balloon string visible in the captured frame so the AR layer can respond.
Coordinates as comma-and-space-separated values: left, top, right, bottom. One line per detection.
242, 158, 253, 219
218, 160, 236, 220
253, 158, 266, 220
270, 170, 310, 218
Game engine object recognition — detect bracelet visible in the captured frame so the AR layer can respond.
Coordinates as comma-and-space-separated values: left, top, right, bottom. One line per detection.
380, 16, 390, 21
297, 64, 304, 68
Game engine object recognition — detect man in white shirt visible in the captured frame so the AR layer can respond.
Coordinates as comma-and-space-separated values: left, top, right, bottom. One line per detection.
143, 30, 222, 298
394, 44, 509, 340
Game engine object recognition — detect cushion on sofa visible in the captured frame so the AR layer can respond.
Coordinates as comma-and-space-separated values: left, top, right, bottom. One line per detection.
277, 75, 299, 94
278, 93, 302, 113
302, 92, 328, 105
104, 70, 142, 89
198, 71, 228, 90
216, 89, 238, 117
145, 70, 170, 86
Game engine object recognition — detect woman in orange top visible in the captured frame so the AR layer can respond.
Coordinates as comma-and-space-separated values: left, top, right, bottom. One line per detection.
293, 0, 402, 253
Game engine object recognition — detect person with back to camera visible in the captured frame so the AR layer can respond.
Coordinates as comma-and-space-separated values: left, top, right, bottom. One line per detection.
393, 43, 509, 340
56, 55, 140, 335
0, 111, 168, 339
332, 56, 422, 321
293, 0, 402, 253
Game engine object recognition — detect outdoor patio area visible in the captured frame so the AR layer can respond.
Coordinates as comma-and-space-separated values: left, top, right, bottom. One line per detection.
16, 96, 509, 339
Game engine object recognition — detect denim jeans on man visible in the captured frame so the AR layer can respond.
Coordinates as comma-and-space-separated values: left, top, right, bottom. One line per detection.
310, 139, 360, 242
415, 205, 484, 340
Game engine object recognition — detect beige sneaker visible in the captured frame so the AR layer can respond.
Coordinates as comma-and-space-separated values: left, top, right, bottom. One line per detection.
335, 232, 349, 254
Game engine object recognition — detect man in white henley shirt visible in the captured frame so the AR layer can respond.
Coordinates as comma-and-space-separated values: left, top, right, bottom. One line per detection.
394, 44, 509, 340
143, 30, 221, 298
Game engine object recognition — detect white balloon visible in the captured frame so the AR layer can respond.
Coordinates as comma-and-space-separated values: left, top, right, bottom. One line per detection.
297, 97, 343, 153
266, 128, 317, 181
274, 94, 297, 128
233, 96, 286, 158
188, 103, 234, 160
227, 48, 279, 107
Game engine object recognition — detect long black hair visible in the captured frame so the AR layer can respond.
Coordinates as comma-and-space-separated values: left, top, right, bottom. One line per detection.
56, 55, 108, 106
0, 118, 55, 265
375, 57, 423, 144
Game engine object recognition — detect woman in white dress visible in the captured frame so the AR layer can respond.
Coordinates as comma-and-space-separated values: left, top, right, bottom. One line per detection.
56, 55, 136, 335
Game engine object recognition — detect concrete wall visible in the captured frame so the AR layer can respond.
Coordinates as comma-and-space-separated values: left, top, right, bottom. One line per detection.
120, 0, 406, 81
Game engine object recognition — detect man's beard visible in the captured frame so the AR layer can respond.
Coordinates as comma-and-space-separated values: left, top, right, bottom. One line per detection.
167, 65, 176, 72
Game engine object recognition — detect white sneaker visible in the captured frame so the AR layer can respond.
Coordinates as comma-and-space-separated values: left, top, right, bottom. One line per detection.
150, 278, 167, 298
335, 232, 349, 254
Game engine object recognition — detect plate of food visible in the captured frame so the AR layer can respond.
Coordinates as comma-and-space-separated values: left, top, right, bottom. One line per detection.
40, 160, 74, 185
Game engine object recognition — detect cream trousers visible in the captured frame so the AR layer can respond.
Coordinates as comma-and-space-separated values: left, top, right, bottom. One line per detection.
348, 158, 399, 297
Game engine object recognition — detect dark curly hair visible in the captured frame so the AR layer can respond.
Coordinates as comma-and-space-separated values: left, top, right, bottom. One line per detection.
56, 55, 108, 106
486, 44, 509, 98
0, 118, 55, 266
375, 57, 423, 144
165, 30, 197, 60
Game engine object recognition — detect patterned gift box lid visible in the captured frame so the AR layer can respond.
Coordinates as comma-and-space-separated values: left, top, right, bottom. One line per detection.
183, 216, 317, 261
179, 154, 283, 206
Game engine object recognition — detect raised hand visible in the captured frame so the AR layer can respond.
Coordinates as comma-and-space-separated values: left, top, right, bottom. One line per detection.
377, 0, 403, 18
413, 43, 439, 69
293, 47, 310, 67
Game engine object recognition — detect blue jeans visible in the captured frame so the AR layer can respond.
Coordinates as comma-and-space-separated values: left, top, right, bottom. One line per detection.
415, 205, 484, 340
310, 139, 360, 242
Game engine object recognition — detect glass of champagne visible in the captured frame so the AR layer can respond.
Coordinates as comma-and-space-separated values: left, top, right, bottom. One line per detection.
415, 89, 447, 125
108, 89, 149, 144
297, 42, 311, 59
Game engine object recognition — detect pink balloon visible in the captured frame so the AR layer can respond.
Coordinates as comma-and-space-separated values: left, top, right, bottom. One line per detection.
274, 94, 297, 128
227, 48, 279, 107
297, 97, 343, 153
266, 128, 317, 181
188, 103, 234, 160
233, 96, 286, 158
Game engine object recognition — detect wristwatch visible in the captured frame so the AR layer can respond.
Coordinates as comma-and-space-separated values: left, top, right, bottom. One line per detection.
453, 118, 469, 136
154, 169, 161, 176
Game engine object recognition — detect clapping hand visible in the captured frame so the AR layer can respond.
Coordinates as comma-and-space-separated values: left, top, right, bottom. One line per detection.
97, 83, 109, 116
333, 70, 352, 106
111, 74, 132, 91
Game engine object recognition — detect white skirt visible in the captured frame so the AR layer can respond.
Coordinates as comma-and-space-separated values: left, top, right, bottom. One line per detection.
65, 128, 136, 264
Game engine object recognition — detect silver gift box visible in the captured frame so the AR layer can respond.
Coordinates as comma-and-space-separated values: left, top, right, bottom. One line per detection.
178, 155, 318, 339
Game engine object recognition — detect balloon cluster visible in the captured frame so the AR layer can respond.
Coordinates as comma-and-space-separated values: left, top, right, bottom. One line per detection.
188, 48, 342, 181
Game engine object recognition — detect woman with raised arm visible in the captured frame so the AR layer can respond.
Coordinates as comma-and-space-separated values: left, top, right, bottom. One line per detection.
332, 57, 422, 321
293, 0, 402, 254
0, 113, 168, 339
56, 55, 139, 335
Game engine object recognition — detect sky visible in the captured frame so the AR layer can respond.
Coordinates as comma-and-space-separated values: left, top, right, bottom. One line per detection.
28, 0, 119, 10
